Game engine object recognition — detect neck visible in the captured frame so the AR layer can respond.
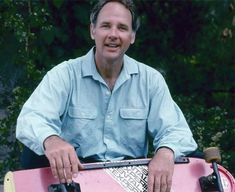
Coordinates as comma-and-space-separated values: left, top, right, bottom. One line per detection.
95, 57, 123, 91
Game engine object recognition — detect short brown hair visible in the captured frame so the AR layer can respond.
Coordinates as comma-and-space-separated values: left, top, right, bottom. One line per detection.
90, 0, 140, 32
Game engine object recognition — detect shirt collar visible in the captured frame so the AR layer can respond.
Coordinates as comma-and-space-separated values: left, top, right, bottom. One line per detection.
81, 47, 139, 78
81, 47, 97, 77
123, 54, 139, 75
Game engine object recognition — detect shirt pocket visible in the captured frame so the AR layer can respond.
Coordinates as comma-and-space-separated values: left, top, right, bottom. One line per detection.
68, 107, 97, 119
63, 107, 97, 136
120, 108, 147, 120
119, 108, 148, 132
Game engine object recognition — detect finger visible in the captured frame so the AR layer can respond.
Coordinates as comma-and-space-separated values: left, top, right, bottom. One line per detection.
48, 158, 58, 179
166, 176, 172, 192
160, 175, 167, 192
62, 154, 73, 183
147, 172, 154, 192
69, 155, 82, 179
56, 157, 66, 183
153, 175, 161, 192
147, 178, 153, 192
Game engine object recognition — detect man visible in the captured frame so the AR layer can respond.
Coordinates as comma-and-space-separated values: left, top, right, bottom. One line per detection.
16, 0, 198, 192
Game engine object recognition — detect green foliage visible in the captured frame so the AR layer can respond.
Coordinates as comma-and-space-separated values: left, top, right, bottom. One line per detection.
165, 0, 235, 114
175, 95, 235, 176
0, 1, 47, 181
0, 0, 234, 182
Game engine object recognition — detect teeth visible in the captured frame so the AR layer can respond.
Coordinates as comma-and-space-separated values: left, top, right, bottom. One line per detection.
107, 44, 118, 47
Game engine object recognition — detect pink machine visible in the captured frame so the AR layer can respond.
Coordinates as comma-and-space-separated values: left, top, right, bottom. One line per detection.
4, 148, 235, 192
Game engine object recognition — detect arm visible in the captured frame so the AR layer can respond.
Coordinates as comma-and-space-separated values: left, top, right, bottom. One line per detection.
16, 63, 82, 182
16, 63, 71, 155
148, 74, 197, 157
147, 73, 197, 192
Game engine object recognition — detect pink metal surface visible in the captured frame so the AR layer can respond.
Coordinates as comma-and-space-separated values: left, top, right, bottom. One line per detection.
13, 168, 57, 191
10, 158, 235, 192
172, 158, 235, 192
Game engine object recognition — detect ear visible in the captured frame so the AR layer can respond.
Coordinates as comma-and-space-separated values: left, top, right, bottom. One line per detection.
90, 24, 95, 40
130, 32, 136, 44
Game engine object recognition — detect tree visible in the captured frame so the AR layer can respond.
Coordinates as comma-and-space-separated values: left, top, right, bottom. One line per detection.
0, 0, 234, 181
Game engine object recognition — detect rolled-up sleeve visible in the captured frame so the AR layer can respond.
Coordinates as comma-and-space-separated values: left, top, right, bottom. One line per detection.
147, 74, 197, 158
16, 63, 71, 155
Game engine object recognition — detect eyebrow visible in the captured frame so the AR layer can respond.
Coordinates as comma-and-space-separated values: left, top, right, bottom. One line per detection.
99, 21, 130, 29
118, 23, 129, 29
100, 21, 110, 25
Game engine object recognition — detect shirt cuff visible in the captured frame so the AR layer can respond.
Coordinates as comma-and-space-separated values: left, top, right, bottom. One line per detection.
155, 145, 180, 159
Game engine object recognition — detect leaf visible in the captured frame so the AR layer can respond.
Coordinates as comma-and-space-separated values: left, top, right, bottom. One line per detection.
52, 0, 64, 9
41, 27, 56, 45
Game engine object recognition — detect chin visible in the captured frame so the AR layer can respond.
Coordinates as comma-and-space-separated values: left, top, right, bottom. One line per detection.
104, 52, 120, 59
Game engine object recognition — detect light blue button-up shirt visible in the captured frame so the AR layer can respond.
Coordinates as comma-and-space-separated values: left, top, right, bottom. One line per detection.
16, 48, 197, 160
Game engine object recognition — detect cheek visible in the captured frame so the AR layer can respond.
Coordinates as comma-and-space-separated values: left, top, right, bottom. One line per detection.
94, 37, 104, 46
122, 35, 134, 46
94, 31, 107, 42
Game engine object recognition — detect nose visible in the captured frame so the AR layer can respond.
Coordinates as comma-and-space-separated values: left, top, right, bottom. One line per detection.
108, 27, 118, 39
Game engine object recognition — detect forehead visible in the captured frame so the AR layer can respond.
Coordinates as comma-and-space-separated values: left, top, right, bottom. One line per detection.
97, 2, 132, 26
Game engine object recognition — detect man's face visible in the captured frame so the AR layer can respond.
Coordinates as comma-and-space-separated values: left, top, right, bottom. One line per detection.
90, 2, 136, 63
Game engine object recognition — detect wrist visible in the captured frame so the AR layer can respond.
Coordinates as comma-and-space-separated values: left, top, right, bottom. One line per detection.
43, 135, 60, 150
156, 147, 174, 158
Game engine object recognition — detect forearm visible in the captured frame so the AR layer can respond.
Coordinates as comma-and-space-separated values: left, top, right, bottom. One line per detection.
16, 110, 61, 155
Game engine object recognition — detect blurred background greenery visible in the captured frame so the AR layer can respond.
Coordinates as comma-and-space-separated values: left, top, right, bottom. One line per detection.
0, 0, 234, 182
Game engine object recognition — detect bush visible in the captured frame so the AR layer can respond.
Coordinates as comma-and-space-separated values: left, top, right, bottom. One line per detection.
175, 95, 235, 176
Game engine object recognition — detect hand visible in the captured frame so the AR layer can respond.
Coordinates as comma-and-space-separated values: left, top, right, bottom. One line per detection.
44, 135, 83, 183
147, 147, 174, 192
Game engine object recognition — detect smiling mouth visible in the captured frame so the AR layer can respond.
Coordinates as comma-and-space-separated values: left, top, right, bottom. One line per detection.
105, 43, 119, 48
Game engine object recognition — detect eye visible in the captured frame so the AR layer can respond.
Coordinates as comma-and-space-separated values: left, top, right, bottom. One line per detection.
100, 23, 110, 29
118, 25, 128, 31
